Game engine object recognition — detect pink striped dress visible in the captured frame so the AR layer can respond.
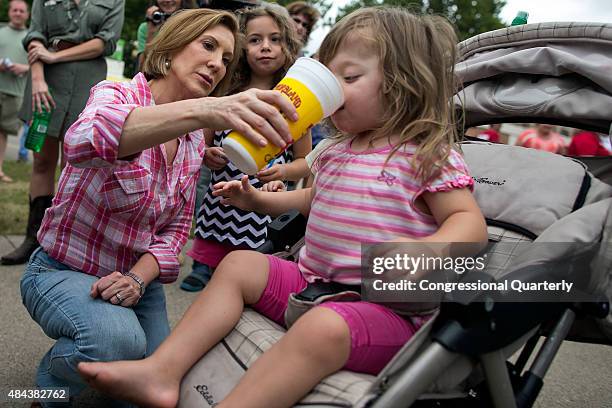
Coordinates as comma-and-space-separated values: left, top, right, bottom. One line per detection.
299, 139, 474, 284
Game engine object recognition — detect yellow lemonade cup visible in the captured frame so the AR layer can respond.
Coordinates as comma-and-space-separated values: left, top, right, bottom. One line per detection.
222, 57, 344, 175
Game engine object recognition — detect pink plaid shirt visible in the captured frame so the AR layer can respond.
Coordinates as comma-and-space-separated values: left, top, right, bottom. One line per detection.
38, 73, 205, 283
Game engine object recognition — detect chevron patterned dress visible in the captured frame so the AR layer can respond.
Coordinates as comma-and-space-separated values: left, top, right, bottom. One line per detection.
194, 130, 293, 249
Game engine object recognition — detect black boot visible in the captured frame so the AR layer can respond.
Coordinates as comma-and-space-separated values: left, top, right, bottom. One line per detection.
1, 195, 53, 265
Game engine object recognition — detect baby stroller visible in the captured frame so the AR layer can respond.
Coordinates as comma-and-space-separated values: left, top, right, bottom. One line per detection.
178, 22, 612, 407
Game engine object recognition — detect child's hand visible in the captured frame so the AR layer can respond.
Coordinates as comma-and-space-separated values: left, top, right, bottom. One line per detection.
204, 146, 228, 170
261, 180, 286, 192
213, 175, 259, 210
257, 164, 286, 182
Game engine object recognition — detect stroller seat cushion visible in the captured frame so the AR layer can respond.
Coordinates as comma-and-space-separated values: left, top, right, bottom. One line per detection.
179, 309, 377, 407
463, 141, 612, 238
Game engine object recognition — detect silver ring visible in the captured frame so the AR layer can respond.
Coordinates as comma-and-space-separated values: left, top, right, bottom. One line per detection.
115, 292, 123, 302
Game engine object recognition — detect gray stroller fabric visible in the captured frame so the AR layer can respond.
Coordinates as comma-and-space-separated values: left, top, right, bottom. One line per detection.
457, 22, 612, 91
455, 22, 612, 132
462, 141, 612, 238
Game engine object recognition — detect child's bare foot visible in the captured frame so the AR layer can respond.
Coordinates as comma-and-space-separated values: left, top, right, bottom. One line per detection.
78, 359, 179, 408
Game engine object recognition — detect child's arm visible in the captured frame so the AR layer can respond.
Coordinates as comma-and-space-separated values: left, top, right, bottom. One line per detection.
378, 188, 486, 283
213, 176, 313, 217
257, 132, 312, 182
417, 188, 488, 252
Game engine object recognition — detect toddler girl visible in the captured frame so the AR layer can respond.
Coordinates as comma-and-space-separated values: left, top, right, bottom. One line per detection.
79, 7, 487, 408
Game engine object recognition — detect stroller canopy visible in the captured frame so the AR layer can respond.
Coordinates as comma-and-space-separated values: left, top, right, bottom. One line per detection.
455, 22, 612, 134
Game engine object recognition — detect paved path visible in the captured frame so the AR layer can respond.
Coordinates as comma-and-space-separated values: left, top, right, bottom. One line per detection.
1, 236, 611, 407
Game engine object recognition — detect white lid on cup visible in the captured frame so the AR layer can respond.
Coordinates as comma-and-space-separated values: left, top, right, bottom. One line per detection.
284, 57, 344, 118
222, 137, 259, 175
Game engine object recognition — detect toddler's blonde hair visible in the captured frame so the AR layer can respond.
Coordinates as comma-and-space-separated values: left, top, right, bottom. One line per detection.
318, 7, 459, 182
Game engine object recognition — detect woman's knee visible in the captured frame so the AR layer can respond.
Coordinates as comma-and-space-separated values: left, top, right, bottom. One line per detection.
83, 321, 147, 362
288, 307, 351, 366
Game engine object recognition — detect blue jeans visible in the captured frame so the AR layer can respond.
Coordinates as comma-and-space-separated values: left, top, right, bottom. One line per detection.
20, 248, 170, 407
19, 124, 29, 160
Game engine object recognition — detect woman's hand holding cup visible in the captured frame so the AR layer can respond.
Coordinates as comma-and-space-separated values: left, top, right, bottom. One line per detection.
202, 88, 298, 149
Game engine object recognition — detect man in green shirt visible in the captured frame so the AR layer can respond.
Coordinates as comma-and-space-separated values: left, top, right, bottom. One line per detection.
0, 0, 30, 183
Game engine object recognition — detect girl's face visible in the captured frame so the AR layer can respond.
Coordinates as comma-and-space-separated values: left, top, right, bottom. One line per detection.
327, 35, 384, 137
245, 16, 286, 79
168, 25, 235, 100
157, 0, 180, 14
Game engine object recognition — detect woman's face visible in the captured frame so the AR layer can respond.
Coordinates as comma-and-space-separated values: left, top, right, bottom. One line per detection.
290, 12, 311, 43
157, 0, 181, 14
245, 16, 286, 79
168, 24, 235, 99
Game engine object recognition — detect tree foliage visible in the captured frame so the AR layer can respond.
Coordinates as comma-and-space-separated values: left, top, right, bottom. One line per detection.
336, 0, 507, 40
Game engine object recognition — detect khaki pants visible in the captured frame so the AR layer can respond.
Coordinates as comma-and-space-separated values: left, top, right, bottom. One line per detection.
0, 91, 22, 135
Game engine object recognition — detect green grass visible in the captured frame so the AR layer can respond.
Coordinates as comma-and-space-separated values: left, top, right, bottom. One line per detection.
0, 161, 32, 234
0, 161, 198, 237
0, 161, 62, 235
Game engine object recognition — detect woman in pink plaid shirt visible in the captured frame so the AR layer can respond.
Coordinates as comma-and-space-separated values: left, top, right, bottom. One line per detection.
19, 8, 298, 406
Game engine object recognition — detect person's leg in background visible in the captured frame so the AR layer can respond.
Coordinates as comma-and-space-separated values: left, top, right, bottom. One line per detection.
181, 164, 214, 291
18, 122, 29, 162
180, 259, 214, 292
1, 136, 58, 264
0, 128, 11, 182
0, 92, 19, 182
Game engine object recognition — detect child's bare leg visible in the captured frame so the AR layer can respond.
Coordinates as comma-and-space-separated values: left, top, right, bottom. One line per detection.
78, 251, 270, 408
219, 307, 351, 408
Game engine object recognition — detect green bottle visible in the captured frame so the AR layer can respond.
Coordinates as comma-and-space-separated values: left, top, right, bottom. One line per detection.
26, 107, 52, 152
511, 11, 529, 26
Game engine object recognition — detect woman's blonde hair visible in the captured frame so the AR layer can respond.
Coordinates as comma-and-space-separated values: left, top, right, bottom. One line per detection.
318, 7, 459, 182
228, 3, 302, 95
142, 8, 241, 97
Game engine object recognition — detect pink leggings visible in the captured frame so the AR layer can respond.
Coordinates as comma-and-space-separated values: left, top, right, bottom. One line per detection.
252, 255, 427, 375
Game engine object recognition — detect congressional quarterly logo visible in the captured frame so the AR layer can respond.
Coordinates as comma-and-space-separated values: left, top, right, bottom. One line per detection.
371, 278, 574, 294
